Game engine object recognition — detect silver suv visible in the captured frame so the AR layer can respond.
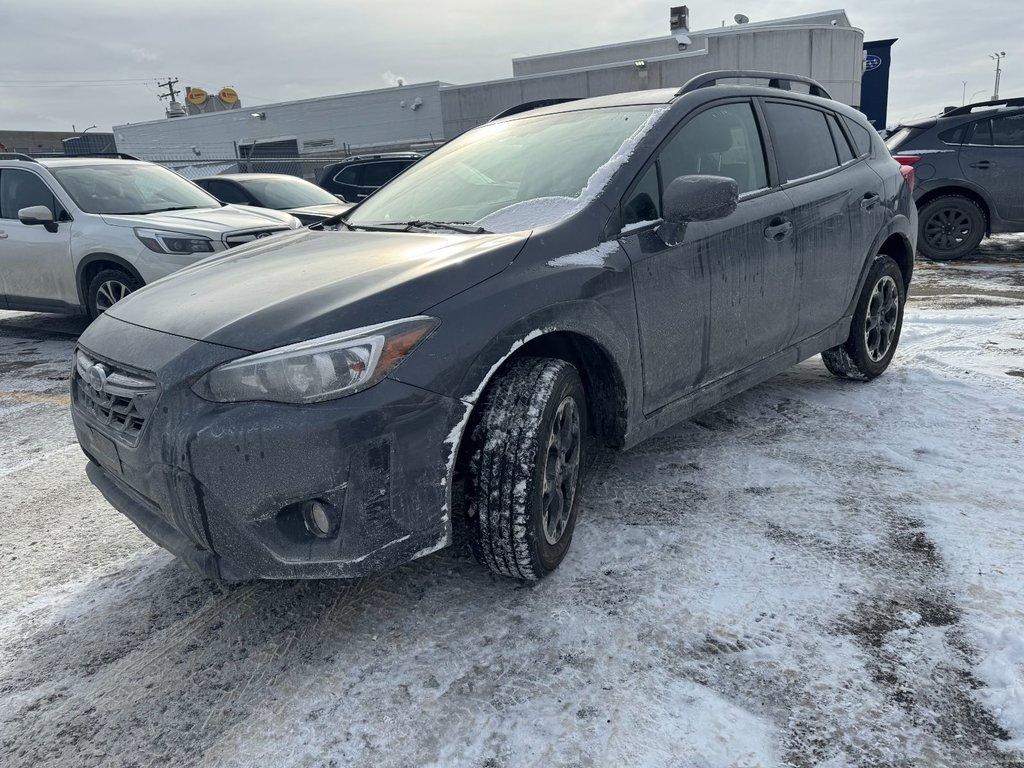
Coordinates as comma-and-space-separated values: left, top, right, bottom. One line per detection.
0, 154, 301, 317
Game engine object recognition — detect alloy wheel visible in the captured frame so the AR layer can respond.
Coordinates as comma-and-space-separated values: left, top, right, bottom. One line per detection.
541, 396, 582, 546
924, 208, 972, 253
864, 275, 900, 362
95, 280, 133, 313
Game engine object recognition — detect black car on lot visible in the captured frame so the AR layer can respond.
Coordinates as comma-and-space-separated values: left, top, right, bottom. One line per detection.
194, 173, 352, 225
316, 152, 422, 202
886, 97, 1024, 260
72, 70, 916, 583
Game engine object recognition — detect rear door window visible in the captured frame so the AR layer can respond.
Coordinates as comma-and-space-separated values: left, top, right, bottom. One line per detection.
764, 101, 840, 181
967, 119, 994, 146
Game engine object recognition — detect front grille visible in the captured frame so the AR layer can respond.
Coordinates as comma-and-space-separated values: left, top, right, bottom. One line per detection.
73, 350, 158, 445
224, 228, 289, 248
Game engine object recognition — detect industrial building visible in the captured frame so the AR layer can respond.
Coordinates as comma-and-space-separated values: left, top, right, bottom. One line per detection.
112, 8, 875, 176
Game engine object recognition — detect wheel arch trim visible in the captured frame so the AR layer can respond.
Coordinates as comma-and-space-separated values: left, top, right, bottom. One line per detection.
75, 253, 146, 306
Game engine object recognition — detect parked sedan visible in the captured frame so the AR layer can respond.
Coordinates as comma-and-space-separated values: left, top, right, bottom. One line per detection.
73, 71, 916, 584
195, 173, 351, 225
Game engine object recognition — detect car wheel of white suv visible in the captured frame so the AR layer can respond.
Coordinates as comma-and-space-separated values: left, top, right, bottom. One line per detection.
88, 269, 141, 318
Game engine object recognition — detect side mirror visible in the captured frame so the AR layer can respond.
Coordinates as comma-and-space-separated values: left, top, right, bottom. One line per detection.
18, 205, 58, 233
334, 193, 349, 203
662, 175, 739, 224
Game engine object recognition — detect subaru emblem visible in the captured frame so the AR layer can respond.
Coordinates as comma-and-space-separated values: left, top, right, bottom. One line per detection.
86, 363, 109, 393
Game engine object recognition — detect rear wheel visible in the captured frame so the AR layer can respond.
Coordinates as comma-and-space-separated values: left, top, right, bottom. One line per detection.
87, 269, 140, 318
917, 195, 986, 261
822, 255, 905, 380
466, 357, 587, 580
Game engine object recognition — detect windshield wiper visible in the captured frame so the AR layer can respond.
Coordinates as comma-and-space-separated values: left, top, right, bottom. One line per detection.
399, 220, 490, 234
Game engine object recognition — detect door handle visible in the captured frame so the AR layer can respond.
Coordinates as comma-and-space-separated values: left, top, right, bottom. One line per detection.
764, 218, 793, 242
970, 161, 994, 170
860, 193, 882, 210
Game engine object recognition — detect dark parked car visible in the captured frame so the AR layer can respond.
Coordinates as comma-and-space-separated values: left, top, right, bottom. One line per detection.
72, 71, 916, 583
886, 97, 1024, 260
194, 173, 351, 225
316, 152, 421, 202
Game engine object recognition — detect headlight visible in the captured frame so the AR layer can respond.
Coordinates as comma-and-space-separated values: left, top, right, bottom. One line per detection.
192, 316, 440, 404
135, 228, 214, 254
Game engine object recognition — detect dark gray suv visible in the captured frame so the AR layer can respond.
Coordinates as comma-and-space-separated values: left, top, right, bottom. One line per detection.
71, 71, 917, 583
887, 97, 1024, 260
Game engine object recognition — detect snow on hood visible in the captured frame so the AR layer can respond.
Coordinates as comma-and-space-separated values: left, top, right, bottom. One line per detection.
475, 106, 668, 234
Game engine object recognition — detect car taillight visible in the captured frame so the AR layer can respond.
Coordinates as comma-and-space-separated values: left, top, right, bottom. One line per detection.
892, 155, 921, 167
899, 165, 916, 192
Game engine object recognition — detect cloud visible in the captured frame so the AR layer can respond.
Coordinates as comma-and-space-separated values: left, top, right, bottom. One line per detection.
0, 0, 1020, 131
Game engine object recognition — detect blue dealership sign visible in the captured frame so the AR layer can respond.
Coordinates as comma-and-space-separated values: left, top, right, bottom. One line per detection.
861, 40, 896, 129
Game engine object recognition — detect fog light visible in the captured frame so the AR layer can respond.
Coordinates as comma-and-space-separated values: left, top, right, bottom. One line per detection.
303, 500, 336, 538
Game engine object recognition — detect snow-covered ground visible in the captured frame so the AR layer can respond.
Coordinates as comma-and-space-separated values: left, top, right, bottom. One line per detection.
1, 239, 1023, 767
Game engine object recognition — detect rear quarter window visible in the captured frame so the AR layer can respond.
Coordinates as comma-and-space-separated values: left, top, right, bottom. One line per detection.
844, 116, 875, 156
938, 125, 966, 145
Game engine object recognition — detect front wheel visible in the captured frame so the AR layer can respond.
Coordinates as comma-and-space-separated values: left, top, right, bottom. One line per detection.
466, 357, 587, 580
87, 269, 141, 318
822, 255, 906, 380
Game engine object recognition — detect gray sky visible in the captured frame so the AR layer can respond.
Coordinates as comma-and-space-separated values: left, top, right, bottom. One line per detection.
1, 0, 1021, 132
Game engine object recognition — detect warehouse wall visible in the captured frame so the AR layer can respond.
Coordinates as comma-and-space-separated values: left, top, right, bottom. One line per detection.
113, 82, 445, 161
442, 22, 864, 138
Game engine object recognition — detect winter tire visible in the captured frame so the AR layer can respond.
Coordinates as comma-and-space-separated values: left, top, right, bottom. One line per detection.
822, 254, 905, 381
917, 195, 986, 261
87, 269, 141, 319
467, 357, 587, 580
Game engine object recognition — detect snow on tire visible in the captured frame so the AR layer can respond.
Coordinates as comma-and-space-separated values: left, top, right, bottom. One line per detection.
822, 254, 906, 381
466, 357, 587, 580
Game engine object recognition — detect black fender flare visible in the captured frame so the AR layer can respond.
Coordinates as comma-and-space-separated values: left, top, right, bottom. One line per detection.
844, 214, 915, 318
437, 300, 635, 518
75, 253, 146, 305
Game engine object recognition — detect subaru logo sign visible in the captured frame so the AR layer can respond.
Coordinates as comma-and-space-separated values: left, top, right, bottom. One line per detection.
865, 55, 882, 72
86, 363, 109, 393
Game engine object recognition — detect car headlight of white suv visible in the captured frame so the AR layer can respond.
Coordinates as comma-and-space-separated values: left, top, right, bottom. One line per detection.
135, 228, 215, 254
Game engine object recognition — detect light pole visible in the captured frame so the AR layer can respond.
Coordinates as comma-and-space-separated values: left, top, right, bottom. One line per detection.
962, 80, 968, 106
991, 52, 1006, 100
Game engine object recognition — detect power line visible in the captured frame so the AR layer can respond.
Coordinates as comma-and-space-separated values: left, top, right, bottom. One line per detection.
0, 77, 162, 84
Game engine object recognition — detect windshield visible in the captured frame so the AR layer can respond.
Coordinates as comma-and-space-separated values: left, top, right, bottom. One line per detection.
237, 176, 340, 209
347, 106, 664, 233
50, 164, 221, 215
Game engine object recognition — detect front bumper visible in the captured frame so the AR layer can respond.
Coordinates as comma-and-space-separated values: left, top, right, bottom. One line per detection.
72, 316, 460, 580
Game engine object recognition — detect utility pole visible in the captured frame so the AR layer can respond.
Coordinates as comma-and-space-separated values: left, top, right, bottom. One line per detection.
990, 52, 1006, 100
156, 76, 180, 104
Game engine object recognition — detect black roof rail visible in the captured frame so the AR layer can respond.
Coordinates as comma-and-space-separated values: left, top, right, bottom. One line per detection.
942, 97, 1024, 116
490, 98, 582, 121
63, 152, 141, 160
677, 70, 832, 100
0, 152, 39, 162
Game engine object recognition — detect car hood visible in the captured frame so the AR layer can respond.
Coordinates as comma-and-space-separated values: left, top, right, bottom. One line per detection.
100, 204, 299, 236
286, 203, 353, 220
105, 227, 529, 351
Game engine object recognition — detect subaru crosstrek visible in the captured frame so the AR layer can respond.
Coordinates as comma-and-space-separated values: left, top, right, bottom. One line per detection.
72, 71, 917, 582
886, 97, 1024, 260
0, 155, 301, 317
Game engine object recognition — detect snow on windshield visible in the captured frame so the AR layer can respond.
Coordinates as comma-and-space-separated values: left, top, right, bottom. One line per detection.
475, 107, 667, 233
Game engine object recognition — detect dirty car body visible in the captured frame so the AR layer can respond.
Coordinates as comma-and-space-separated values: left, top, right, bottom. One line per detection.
72, 73, 917, 581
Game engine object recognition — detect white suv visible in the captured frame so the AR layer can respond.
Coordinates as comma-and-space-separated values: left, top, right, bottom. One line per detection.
0, 154, 301, 317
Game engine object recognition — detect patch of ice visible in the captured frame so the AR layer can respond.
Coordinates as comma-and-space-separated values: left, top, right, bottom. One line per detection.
620, 218, 659, 235
546, 241, 618, 268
